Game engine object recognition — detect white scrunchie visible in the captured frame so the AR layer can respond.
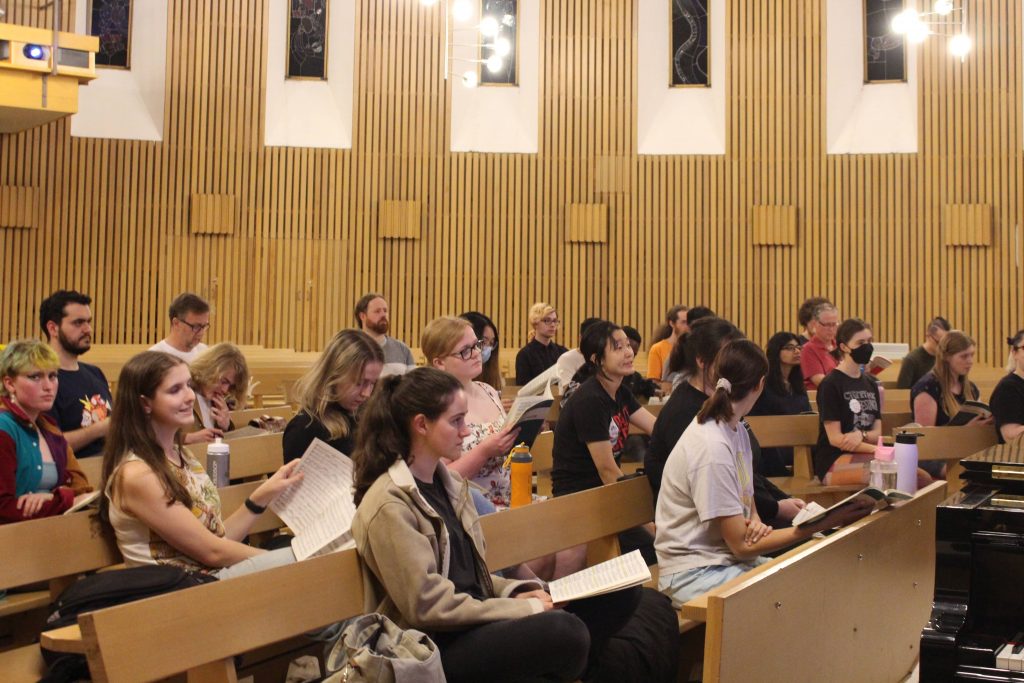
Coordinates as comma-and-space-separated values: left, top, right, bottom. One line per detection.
715, 378, 732, 394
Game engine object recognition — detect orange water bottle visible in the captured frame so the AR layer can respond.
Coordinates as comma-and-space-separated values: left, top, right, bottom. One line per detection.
507, 443, 533, 508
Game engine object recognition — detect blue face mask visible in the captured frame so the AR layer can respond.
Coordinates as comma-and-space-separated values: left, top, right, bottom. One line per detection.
480, 345, 493, 363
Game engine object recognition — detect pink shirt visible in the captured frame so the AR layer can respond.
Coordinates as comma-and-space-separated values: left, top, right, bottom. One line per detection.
801, 337, 837, 389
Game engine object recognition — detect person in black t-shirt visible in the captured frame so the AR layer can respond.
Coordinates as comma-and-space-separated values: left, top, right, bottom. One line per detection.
552, 322, 657, 495
514, 302, 568, 386
990, 330, 1024, 444
39, 290, 112, 458
749, 332, 812, 476
283, 330, 384, 462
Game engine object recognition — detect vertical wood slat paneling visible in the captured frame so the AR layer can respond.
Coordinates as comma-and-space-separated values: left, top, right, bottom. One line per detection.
1, 0, 1023, 366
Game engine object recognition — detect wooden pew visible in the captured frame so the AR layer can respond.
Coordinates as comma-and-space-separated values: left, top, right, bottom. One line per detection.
682, 481, 946, 683
228, 405, 295, 425
745, 415, 860, 506
47, 478, 660, 682
532, 430, 555, 497
192, 432, 284, 480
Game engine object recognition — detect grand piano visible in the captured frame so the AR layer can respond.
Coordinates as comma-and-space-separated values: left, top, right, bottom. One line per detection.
921, 440, 1024, 681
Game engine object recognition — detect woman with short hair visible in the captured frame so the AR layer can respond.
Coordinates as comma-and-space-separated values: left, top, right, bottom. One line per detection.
187, 342, 250, 437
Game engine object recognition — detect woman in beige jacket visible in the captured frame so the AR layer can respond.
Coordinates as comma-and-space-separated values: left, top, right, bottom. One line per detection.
351, 368, 638, 683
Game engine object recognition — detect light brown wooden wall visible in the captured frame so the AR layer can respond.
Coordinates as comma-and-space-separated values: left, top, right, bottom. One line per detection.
2, 0, 1022, 365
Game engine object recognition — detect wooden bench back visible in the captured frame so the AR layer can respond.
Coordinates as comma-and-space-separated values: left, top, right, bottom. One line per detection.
532, 430, 555, 497
228, 405, 295, 425
895, 424, 998, 493
191, 431, 283, 480
745, 414, 818, 479
700, 481, 946, 683
76, 477, 654, 682
0, 512, 120, 591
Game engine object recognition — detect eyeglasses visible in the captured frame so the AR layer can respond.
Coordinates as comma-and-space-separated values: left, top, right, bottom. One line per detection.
817, 322, 838, 328
449, 340, 484, 361
479, 337, 497, 349
781, 344, 801, 352
177, 319, 210, 334
540, 317, 561, 326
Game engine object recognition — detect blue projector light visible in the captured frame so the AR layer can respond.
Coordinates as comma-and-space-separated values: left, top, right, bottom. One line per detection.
23, 44, 47, 60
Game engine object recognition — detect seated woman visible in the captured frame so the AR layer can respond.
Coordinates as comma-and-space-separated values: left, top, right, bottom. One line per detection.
422, 316, 520, 508
100, 351, 302, 577
991, 330, 1024, 443
552, 321, 658, 564
814, 319, 932, 488
350, 367, 640, 683
187, 342, 250, 438
646, 318, 804, 527
748, 332, 812, 476
0, 340, 93, 523
655, 340, 873, 607
459, 311, 503, 393
283, 329, 384, 462
911, 330, 990, 476
514, 302, 568, 386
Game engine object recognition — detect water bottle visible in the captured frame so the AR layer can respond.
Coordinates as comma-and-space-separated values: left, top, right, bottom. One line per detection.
206, 437, 230, 488
893, 432, 921, 494
508, 443, 533, 508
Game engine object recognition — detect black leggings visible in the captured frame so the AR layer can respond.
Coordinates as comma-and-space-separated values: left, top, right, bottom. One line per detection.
433, 587, 641, 683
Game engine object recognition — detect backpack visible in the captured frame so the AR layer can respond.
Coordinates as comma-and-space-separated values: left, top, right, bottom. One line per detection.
40, 565, 217, 682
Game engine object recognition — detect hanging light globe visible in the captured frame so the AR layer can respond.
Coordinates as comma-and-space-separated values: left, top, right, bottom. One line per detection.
948, 33, 971, 57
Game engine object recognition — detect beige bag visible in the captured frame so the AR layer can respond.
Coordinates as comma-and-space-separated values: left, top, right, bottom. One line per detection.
323, 613, 446, 683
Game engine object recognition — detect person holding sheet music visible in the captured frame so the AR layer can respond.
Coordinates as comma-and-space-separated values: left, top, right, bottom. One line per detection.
0, 340, 93, 523
100, 351, 303, 577
186, 342, 250, 439
911, 330, 989, 477
350, 367, 642, 683
423, 316, 520, 508
990, 330, 1024, 443
655, 340, 873, 607
283, 330, 384, 463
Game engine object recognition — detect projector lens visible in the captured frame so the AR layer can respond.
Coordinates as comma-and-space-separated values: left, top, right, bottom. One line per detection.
23, 44, 47, 60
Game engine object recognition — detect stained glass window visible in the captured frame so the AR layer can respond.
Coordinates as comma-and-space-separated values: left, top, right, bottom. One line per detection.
288, 0, 328, 80
864, 0, 906, 82
480, 0, 517, 86
89, 0, 131, 69
670, 0, 709, 87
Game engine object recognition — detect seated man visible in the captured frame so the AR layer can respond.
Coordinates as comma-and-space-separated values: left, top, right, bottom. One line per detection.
40, 290, 112, 458
354, 292, 415, 376
897, 316, 951, 389
149, 292, 211, 364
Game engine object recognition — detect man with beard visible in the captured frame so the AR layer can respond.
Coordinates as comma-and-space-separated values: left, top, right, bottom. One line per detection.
149, 292, 211, 364
354, 292, 414, 376
40, 290, 113, 458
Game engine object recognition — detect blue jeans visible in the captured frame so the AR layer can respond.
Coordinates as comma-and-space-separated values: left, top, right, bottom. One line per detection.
658, 558, 769, 608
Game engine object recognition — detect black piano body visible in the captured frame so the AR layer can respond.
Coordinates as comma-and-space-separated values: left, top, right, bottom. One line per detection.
922, 441, 1024, 681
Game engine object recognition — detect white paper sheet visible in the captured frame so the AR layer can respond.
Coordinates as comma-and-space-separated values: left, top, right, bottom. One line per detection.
547, 550, 651, 604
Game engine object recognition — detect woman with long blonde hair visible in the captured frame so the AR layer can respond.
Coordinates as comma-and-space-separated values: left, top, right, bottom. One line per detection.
282, 329, 384, 462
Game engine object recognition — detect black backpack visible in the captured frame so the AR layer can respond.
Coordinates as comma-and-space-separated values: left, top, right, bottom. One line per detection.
40, 564, 217, 682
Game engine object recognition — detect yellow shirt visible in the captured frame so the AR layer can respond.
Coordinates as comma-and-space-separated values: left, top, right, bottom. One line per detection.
647, 339, 674, 380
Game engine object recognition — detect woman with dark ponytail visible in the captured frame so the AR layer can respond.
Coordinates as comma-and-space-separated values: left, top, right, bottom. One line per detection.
989, 330, 1024, 443
655, 340, 872, 606
351, 367, 641, 683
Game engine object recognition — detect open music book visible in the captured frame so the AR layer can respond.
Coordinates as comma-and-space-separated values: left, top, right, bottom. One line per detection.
503, 379, 554, 448
794, 487, 912, 528
269, 439, 357, 560
947, 400, 992, 427
547, 550, 651, 603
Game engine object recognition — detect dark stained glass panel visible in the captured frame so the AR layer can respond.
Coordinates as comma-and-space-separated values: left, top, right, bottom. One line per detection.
288, 0, 327, 80
480, 0, 517, 85
671, 0, 708, 87
90, 0, 131, 69
865, 0, 906, 82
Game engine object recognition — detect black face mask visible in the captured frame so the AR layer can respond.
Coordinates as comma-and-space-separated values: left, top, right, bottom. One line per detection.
849, 342, 874, 365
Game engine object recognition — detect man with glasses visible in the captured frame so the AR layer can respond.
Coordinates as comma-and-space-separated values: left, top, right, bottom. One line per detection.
354, 292, 415, 376
515, 302, 569, 386
39, 290, 113, 458
897, 316, 952, 389
149, 292, 211, 364
801, 302, 840, 389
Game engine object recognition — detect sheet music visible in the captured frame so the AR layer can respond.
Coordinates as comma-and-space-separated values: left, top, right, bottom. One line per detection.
269, 439, 357, 560
548, 550, 651, 603
505, 379, 554, 427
